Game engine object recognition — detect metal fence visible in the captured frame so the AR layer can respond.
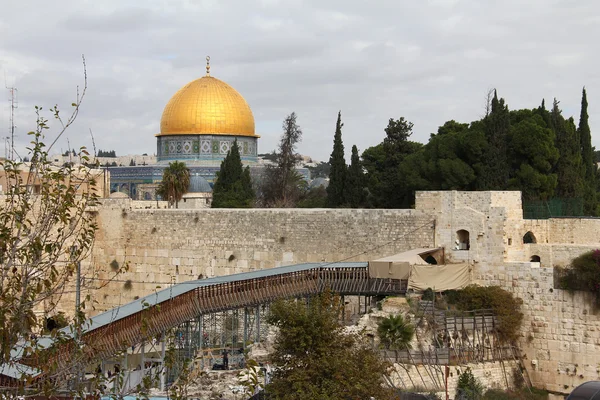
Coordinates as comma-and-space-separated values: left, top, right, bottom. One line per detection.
523, 197, 584, 219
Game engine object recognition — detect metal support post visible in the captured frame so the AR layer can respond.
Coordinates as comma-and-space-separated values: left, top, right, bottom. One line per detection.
255, 305, 260, 343
141, 340, 145, 377
185, 321, 191, 360
232, 309, 237, 349
199, 315, 204, 370
220, 311, 225, 348
160, 331, 166, 391
243, 307, 248, 349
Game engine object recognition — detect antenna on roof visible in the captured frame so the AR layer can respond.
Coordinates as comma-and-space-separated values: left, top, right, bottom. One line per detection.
5, 73, 18, 161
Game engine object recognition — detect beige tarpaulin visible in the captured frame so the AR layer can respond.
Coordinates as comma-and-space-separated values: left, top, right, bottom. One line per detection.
408, 264, 471, 291
368, 260, 411, 279
369, 248, 443, 279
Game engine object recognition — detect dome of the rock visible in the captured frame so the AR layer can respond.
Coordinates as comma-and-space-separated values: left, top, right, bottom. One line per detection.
159, 76, 256, 137
155, 57, 259, 166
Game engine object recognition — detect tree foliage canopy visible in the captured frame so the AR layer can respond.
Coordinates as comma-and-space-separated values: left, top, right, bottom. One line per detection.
344, 145, 367, 207
377, 314, 414, 350
0, 62, 127, 396
361, 88, 597, 214
445, 285, 523, 343
455, 367, 484, 400
96, 149, 117, 157
266, 291, 394, 400
327, 111, 347, 207
559, 250, 600, 305
157, 161, 190, 208
259, 113, 305, 207
212, 140, 255, 208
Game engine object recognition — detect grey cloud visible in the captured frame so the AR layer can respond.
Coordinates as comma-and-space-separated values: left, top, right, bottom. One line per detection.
1, 0, 599, 162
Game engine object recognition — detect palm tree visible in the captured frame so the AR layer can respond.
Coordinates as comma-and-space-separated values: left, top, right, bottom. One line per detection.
377, 314, 414, 361
157, 161, 190, 208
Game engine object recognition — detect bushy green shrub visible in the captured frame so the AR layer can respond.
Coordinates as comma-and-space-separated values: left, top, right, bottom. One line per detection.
377, 314, 414, 350
422, 287, 435, 301
456, 367, 484, 399
445, 285, 523, 343
559, 250, 600, 305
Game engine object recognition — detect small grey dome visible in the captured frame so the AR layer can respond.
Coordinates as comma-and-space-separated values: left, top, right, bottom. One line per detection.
109, 191, 129, 199
309, 177, 329, 189
188, 175, 213, 193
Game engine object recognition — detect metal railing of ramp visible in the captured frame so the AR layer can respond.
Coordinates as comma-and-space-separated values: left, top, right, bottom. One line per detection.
23, 262, 407, 382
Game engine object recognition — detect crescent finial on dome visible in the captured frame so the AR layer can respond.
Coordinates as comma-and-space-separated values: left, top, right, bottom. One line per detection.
206, 56, 211, 76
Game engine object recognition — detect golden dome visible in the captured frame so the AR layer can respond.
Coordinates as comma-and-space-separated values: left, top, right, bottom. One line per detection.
159, 75, 256, 137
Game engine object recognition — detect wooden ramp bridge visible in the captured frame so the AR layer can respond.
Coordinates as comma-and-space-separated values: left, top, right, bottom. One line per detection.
13, 262, 407, 385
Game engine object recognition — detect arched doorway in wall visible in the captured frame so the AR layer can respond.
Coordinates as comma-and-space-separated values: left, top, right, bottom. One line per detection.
456, 230, 470, 250
530, 255, 541, 263
523, 231, 537, 244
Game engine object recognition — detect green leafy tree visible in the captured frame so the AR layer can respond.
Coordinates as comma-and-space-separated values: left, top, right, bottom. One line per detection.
362, 143, 386, 205
156, 161, 190, 208
344, 145, 367, 207
456, 367, 484, 400
507, 112, 559, 200
559, 249, 600, 305
260, 112, 304, 207
0, 61, 125, 396
297, 186, 328, 208
552, 99, 584, 199
327, 111, 347, 207
267, 291, 394, 400
417, 123, 485, 190
446, 285, 523, 343
377, 314, 414, 351
307, 161, 330, 179
375, 117, 422, 208
477, 90, 510, 190
578, 88, 598, 215
97, 149, 116, 157
212, 140, 255, 208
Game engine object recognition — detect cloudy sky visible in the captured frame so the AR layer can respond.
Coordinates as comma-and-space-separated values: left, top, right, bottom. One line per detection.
1, 0, 599, 162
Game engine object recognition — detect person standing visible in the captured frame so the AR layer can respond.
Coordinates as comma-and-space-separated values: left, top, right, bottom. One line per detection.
222, 349, 229, 370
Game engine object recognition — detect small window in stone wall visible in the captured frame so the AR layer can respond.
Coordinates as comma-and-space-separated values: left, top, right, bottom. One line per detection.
455, 230, 470, 250
523, 231, 537, 244
508, 238, 512, 245
530, 255, 541, 263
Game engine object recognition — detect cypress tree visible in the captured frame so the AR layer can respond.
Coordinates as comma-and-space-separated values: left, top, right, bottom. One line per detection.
477, 90, 510, 190
553, 99, 584, 201
212, 140, 255, 208
327, 111, 347, 207
345, 145, 366, 207
578, 88, 598, 215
